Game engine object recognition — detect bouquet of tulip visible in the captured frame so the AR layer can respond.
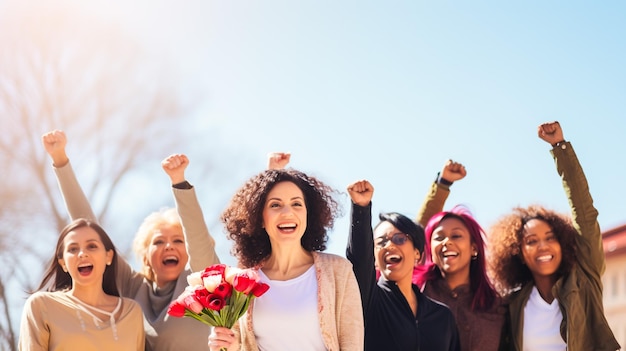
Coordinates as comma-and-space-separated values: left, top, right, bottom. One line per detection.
167, 263, 270, 332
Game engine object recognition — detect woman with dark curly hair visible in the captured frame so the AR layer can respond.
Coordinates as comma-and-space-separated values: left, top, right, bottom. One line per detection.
488, 121, 620, 351
208, 164, 364, 351
412, 160, 507, 351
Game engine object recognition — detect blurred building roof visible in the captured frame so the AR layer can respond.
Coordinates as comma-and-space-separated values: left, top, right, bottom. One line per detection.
603, 223, 626, 258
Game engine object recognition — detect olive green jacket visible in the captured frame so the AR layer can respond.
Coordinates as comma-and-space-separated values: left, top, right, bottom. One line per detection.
507, 142, 620, 351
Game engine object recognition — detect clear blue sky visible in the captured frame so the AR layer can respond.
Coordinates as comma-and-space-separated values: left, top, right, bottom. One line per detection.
5, 0, 626, 265
165, 1, 626, 262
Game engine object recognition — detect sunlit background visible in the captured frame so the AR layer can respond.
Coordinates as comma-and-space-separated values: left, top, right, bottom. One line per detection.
1, 1, 625, 349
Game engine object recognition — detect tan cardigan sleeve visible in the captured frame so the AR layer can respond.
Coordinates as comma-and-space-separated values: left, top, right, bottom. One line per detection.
53, 162, 97, 222
315, 252, 364, 351
173, 187, 220, 271
335, 259, 365, 350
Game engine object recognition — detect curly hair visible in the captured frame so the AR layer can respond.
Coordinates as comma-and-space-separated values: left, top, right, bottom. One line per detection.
132, 208, 183, 283
221, 169, 341, 268
488, 204, 578, 296
414, 205, 498, 311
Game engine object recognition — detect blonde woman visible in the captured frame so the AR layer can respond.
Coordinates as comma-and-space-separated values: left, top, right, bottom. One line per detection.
42, 130, 219, 350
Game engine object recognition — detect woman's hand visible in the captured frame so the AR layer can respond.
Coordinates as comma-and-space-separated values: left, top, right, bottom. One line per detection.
208, 326, 236, 351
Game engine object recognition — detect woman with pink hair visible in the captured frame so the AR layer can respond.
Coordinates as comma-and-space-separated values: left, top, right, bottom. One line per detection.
413, 160, 507, 351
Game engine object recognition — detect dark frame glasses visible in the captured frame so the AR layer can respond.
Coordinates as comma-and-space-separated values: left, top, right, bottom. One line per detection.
374, 233, 411, 248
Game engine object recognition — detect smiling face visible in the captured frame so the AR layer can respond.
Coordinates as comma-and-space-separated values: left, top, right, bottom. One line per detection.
520, 218, 562, 283
146, 224, 188, 288
374, 221, 420, 286
430, 217, 476, 284
262, 181, 308, 245
58, 226, 114, 289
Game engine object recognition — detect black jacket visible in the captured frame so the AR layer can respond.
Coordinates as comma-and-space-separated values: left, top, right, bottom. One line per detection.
347, 203, 460, 351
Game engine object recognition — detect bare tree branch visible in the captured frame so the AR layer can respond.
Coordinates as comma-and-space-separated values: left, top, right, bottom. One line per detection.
0, 3, 202, 349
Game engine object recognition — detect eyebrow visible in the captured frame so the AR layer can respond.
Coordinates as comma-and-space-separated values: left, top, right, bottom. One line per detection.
66, 239, 100, 245
435, 226, 466, 232
152, 234, 184, 240
267, 196, 305, 201
524, 230, 554, 237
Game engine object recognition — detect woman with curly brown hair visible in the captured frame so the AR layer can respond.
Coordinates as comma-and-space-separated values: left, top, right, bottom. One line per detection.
208, 167, 364, 351
488, 121, 620, 351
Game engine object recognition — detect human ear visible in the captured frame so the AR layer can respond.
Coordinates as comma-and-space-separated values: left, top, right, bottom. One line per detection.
58, 258, 67, 272
471, 244, 478, 259
106, 250, 114, 266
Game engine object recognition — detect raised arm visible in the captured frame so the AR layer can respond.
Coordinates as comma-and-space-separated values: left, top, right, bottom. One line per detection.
415, 159, 466, 227
345, 180, 376, 308
42, 130, 97, 221
162, 154, 220, 271
43, 130, 142, 295
538, 121, 604, 274
267, 152, 291, 170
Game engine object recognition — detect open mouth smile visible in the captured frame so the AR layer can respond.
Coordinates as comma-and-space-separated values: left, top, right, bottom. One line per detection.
77, 263, 93, 275
163, 256, 179, 266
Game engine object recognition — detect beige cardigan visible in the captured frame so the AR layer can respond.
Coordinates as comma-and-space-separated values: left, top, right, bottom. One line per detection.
234, 252, 364, 351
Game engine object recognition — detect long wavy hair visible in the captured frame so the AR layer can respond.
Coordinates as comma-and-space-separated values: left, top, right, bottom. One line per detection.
36, 218, 119, 297
488, 205, 578, 296
414, 205, 497, 311
221, 168, 341, 268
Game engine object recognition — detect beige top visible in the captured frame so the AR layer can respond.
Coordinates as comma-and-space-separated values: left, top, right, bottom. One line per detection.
19, 291, 145, 351
234, 252, 364, 351
53, 162, 220, 350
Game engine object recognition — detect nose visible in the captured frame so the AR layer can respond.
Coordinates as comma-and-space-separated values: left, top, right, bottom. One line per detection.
78, 249, 88, 257
165, 241, 174, 250
280, 206, 294, 216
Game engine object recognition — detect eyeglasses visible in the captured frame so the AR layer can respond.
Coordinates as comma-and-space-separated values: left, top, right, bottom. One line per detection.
374, 233, 411, 248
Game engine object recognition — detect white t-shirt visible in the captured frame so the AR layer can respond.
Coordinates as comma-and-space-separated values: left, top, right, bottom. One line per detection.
523, 286, 566, 351
253, 266, 326, 351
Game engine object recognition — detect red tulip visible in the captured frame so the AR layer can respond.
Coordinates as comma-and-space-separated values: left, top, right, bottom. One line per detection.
213, 282, 233, 299
167, 301, 186, 317
251, 282, 270, 297
233, 270, 259, 294
205, 294, 226, 311
201, 264, 227, 279
183, 294, 204, 314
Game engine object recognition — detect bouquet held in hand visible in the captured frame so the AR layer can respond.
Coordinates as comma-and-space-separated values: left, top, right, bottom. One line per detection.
168, 263, 270, 329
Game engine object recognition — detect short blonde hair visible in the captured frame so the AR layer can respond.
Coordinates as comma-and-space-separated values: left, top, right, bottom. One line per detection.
133, 207, 183, 282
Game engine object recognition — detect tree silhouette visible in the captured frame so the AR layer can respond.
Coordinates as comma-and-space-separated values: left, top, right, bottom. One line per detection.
0, 3, 199, 349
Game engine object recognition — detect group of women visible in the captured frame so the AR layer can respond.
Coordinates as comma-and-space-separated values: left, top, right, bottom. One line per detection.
18, 121, 620, 351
